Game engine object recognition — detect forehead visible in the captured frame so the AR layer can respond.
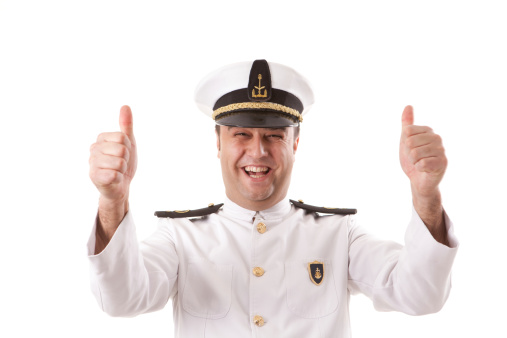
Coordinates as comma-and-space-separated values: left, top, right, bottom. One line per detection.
225, 126, 288, 133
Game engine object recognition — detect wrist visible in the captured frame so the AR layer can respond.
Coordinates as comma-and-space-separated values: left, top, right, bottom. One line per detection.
411, 187, 442, 222
98, 196, 129, 237
410, 185, 449, 246
411, 183, 441, 205
99, 195, 129, 213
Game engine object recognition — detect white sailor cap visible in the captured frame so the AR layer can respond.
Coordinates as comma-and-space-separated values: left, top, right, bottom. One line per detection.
194, 59, 314, 127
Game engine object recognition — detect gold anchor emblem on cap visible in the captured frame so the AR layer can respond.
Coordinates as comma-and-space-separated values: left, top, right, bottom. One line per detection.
252, 74, 268, 98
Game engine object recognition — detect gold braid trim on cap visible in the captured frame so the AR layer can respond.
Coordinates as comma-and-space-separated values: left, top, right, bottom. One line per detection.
212, 102, 303, 122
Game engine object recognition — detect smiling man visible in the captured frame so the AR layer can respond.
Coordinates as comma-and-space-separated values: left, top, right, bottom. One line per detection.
218, 126, 298, 211
88, 60, 458, 337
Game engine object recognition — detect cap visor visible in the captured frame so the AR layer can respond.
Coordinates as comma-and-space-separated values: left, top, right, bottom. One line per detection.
215, 111, 299, 128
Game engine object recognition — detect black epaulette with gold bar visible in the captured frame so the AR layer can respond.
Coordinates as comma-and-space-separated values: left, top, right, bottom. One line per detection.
155, 203, 224, 218
290, 199, 357, 215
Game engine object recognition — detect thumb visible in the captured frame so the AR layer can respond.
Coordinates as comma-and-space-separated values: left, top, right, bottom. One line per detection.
401, 105, 414, 127
119, 105, 135, 139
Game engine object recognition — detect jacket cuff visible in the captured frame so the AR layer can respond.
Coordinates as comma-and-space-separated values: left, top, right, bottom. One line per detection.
405, 205, 459, 255
87, 211, 137, 264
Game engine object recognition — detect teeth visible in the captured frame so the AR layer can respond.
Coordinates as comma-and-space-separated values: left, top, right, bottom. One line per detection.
245, 166, 269, 173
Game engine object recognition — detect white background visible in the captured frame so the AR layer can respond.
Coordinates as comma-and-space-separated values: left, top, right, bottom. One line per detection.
1, 0, 506, 337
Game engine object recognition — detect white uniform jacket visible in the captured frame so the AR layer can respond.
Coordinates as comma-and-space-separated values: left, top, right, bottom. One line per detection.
87, 198, 459, 338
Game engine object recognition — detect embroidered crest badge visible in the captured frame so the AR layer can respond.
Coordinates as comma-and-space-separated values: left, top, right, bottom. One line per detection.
308, 261, 324, 286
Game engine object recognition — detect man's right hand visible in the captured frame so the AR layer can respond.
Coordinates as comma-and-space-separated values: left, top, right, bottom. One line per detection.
89, 105, 138, 252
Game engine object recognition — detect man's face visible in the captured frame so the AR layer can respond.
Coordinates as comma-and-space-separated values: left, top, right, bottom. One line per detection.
217, 126, 299, 211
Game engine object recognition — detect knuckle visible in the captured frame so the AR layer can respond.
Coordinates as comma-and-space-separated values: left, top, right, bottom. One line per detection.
409, 147, 420, 160
405, 137, 415, 149
118, 158, 128, 172
108, 170, 121, 183
118, 133, 130, 146
417, 158, 431, 170
91, 169, 110, 186
403, 125, 413, 136
434, 134, 442, 144
89, 167, 96, 180
111, 157, 121, 169
89, 154, 99, 168
416, 157, 427, 166
97, 132, 107, 141
100, 170, 120, 185
119, 144, 129, 159
90, 142, 102, 154
108, 156, 127, 173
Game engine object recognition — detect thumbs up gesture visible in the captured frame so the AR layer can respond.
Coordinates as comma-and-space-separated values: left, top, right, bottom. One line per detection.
399, 105, 447, 198
89, 105, 138, 206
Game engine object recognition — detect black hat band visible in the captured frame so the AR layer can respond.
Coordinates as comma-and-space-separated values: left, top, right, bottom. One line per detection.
212, 88, 304, 122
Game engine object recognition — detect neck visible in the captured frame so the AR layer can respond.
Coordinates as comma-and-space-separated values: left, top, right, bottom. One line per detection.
226, 193, 286, 211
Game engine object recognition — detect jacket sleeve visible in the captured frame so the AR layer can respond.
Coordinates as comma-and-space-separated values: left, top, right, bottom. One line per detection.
87, 211, 179, 317
347, 206, 459, 315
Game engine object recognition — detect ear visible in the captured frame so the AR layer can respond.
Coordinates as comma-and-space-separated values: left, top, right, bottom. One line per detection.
216, 128, 221, 158
293, 135, 300, 155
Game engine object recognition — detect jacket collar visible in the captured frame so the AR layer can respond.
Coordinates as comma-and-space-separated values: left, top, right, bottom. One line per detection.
221, 197, 292, 222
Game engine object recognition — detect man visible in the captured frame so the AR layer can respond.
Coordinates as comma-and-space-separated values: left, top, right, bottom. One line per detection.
88, 60, 458, 337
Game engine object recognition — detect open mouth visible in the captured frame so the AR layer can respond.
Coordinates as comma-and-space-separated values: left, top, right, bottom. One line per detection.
243, 165, 271, 178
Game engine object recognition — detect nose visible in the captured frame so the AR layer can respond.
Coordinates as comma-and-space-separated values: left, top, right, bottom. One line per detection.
247, 134, 268, 158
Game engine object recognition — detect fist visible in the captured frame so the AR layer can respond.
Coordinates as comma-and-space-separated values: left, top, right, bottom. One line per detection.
89, 105, 138, 203
399, 105, 447, 197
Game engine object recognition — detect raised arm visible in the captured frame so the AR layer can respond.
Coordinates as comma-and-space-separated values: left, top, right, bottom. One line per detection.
89, 105, 138, 254
399, 105, 449, 246
348, 106, 458, 315
87, 106, 177, 317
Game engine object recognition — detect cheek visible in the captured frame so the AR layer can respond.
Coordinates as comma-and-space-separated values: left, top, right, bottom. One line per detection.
275, 148, 295, 170
286, 148, 297, 168
221, 145, 241, 169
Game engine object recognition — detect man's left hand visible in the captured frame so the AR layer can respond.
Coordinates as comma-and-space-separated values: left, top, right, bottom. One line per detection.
399, 105, 447, 198
399, 105, 449, 246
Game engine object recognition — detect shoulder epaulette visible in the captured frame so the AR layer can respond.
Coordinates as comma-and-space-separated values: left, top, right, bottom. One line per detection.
155, 203, 224, 218
290, 199, 357, 215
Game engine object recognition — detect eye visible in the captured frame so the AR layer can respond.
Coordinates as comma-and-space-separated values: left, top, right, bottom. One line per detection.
234, 132, 248, 137
268, 134, 283, 139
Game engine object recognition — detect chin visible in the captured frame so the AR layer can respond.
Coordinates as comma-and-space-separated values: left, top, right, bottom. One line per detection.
243, 191, 274, 202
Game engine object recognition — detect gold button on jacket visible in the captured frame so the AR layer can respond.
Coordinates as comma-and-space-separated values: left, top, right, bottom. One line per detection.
253, 315, 264, 327
256, 222, 266, 234
252, 267, 265, 277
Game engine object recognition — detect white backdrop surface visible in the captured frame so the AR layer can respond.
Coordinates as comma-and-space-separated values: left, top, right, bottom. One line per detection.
1, 0, 506, 337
